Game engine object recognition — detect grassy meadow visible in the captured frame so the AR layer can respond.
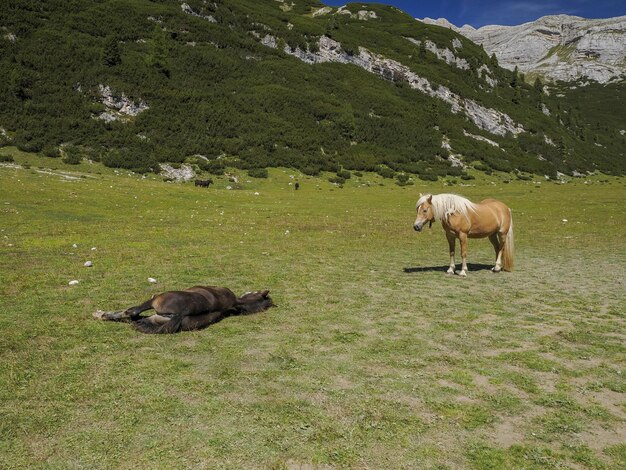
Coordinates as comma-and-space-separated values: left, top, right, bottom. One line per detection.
1, 151, 625, 469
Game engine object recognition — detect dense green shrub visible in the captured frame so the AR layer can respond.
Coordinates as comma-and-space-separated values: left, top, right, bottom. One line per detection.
198, 159, 226, 175
395, 173, 413, 186
62, 146, 82, 165
376, 166, 396, 179
328, 175, 345, 185
248, 167, 268, 178
301, 165, 321, 176
337, 169, 351, 180
419, 174, 438, 181
0, 154, 15, 162
42, 145, 61, 158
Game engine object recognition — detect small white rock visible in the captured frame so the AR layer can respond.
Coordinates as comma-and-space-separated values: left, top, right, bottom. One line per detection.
226, 185, 232, 190
84, 261, 93, 267
91, 247, 97, 251
148, 277, 157, 283
72, 243, 78, 248
562, 219, 568, 223
254, 192, 260, 196
285, 230, 290, 235
68, 280, 79, 286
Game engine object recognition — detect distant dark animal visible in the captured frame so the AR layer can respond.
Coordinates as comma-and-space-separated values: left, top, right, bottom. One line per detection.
194, 179, 213, 187
294, 182, 300, 190
94, 286, 274, 334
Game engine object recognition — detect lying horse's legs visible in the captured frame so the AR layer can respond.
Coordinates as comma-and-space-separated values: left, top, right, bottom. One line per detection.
124, 298, 155, 320
94, 310, 132, 322
446, 232, 456, 275
133, 313, 184, 334
94, 298, 155, 322
458, 232, 469, 277
489, 233, 502, 273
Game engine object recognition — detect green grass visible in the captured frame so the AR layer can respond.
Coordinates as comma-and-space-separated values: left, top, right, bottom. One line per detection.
1, 155, 625, 469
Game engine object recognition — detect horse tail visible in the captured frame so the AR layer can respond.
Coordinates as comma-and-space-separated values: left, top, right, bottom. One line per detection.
502, 210, 514, 272
132, 313, 184, 334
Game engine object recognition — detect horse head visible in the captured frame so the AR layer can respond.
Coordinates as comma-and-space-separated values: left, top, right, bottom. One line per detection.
236, 290, 275, 314
414, 194, 435, 232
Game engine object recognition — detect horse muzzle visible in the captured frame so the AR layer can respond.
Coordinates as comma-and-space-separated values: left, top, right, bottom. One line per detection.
413, 223, 423, 232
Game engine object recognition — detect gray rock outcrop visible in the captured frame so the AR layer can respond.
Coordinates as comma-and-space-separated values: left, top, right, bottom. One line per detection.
261, 35, 523, 136
96, 85, 149, 122
420, 15, 626, 84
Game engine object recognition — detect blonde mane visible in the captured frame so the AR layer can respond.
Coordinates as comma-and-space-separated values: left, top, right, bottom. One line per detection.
416, 193, 477, 222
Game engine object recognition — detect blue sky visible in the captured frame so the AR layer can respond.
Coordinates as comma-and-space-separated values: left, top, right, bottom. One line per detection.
323, 1, 625, 28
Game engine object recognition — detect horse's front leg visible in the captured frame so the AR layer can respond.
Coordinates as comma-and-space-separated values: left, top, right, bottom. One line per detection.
459, 232, 469, 277
446, 232, 456, 275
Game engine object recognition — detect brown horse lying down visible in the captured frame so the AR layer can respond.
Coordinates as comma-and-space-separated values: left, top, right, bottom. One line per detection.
94, 286, 274, 334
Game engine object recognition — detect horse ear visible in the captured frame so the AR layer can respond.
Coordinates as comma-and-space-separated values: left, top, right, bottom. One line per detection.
427, 194, 432, 203
261, 290, 270, 297
419, 192, 423, 197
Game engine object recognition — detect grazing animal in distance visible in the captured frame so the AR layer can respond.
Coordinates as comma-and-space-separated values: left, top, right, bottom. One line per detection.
194, 179, 213, 187
413, 193, 514, 276
94, 286, 274, 334
295, 182, 300, 190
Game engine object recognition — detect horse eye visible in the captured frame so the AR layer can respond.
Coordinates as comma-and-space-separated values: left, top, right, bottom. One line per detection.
423, 209, 427, 213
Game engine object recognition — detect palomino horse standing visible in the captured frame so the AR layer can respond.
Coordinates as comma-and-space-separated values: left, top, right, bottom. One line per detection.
413, 193, 514, 276
94, 286, 274, 334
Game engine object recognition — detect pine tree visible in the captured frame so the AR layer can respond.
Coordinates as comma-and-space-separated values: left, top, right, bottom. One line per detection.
103, 36, 121, 67
418, 40, 427, 60
510, 66, 519, 88
489, 53, 498, 68
146, 26, 171, 78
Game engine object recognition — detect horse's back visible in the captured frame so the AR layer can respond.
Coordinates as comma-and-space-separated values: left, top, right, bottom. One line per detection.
185, 286, 238, 309
154, 286, 236, 315
480, 198, 511, 231
461, 198, 511, 236
479, 198, 508, 209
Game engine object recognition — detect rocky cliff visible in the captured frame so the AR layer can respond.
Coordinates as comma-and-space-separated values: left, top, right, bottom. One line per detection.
420, 15, 626, 84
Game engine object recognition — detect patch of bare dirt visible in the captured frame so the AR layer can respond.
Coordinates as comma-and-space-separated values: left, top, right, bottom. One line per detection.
486, 406, 544, 448
287, 460, 334, 470
578, 425, 626, 451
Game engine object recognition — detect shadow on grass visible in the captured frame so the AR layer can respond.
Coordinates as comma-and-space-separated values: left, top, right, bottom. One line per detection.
403, 263, 494, 273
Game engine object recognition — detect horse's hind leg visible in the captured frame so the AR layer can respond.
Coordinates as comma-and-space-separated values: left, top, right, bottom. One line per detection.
94, 310, 133, 322
489, 233, 502, 273
124, 298, 156, 320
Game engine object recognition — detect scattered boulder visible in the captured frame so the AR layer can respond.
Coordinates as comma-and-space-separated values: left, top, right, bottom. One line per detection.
160, 163, 196, 182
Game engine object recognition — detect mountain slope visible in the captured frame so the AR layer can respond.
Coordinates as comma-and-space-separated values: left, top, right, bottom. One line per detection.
420, 14, 626, 84
0, 1, 624, 177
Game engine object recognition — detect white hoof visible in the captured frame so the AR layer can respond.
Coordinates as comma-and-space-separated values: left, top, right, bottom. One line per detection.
93, 310, 106, 320
446, 268, 455, 275
491, 266, 501, 273
459, 270, 467, 277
